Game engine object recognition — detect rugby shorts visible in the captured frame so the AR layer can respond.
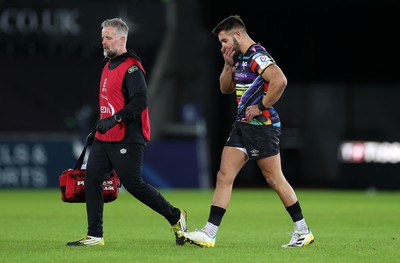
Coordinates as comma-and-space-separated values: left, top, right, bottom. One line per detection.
225, 121, 281, 160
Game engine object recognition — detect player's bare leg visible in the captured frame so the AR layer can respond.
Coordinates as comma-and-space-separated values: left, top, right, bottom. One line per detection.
212, 146, 248, 209
257, 153, 314, 247
181, 146, 247, 247
257, 153, 297, 206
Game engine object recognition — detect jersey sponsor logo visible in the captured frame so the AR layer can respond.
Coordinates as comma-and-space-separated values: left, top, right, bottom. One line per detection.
100, 102, 115, 115
100, 106, 111, 114
235, 72, 247, 79
128, 65, 138, 73
108, 102, 115, 115
101, 78, 108, 92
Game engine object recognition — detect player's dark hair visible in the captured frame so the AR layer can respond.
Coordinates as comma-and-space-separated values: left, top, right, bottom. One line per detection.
212, 15, 246, 35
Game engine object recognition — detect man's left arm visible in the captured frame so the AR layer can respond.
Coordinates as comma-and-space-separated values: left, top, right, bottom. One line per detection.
245, 64, 287, 121
259, 64, 287, 108
116, 67, 148, 122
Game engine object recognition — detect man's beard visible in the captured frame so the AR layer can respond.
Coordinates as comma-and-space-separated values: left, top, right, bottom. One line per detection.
103, 47, 118, 59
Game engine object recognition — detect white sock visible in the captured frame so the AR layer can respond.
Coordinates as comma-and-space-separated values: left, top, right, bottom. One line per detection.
202, 222, 218, 238
294, 219, 307, 232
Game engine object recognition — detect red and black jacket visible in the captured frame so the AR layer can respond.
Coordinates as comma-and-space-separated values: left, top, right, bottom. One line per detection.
95, 50, 150, 144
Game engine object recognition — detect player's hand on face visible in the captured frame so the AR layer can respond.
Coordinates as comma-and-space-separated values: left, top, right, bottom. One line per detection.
245, 105, 263, 122
221, 45, 235, 67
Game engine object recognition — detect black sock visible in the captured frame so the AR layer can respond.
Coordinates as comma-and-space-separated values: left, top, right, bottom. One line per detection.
285, 201, 303, 222
207, 205, 226, 226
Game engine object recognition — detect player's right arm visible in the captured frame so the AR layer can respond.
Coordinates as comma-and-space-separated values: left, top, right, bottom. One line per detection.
219, 45, 236, 94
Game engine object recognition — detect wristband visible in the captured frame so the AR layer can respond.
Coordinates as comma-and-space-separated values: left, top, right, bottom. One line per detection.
257, 100, 267, 111
113, 115, 122, 123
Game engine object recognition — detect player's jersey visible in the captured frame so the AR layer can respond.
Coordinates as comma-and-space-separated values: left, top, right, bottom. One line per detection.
234, 43, 281, 127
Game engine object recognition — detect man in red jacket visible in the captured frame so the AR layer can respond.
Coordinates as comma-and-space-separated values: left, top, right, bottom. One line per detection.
67, 18, 187, 246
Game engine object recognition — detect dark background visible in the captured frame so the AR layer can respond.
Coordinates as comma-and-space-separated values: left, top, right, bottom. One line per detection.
1, 0, 399, 189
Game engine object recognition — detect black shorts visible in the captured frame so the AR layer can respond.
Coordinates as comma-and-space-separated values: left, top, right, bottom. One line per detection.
225, 122, 281, 160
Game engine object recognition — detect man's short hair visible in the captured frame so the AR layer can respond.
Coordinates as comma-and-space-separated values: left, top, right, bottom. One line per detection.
212, 15, 246, 35
101, 18, 129, 38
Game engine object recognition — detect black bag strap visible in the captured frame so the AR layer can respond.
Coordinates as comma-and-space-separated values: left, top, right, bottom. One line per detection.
74, 145, 88, 170
74, 124, 97, 170
74, 122, 99, 170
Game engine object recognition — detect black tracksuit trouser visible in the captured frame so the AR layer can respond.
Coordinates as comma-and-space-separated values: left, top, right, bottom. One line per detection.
84, 141, 180, 237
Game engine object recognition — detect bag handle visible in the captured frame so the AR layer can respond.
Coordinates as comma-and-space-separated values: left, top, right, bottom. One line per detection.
74, 145, 88, 170
74, 125, 97, 170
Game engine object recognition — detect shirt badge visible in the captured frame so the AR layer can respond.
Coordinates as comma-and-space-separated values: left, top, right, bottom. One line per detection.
128, 65, 138, 73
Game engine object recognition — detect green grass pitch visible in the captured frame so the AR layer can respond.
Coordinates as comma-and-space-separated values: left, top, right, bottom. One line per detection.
0, 188, 399, 263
